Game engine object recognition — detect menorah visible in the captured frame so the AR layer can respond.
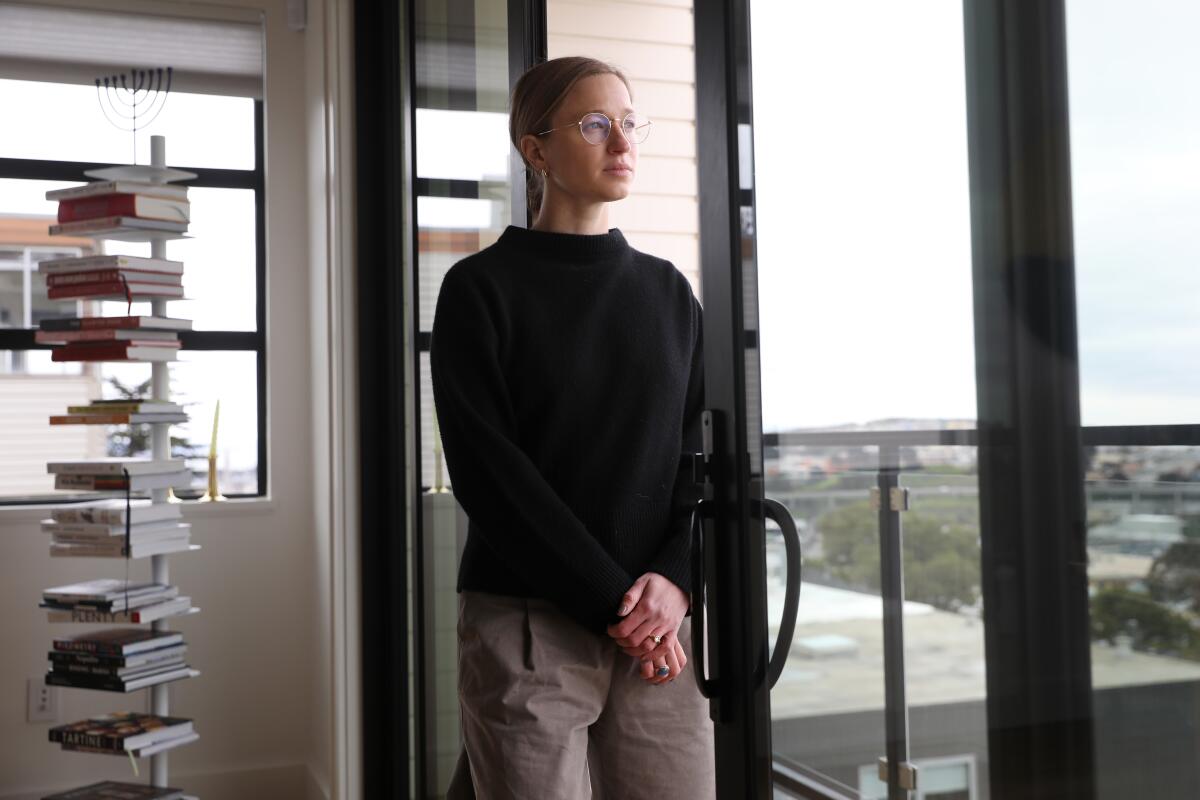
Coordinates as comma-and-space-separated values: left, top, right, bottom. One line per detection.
95, 66, 173, 164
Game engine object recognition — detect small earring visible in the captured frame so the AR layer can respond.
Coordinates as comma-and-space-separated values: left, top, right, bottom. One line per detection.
541, 169, 547, 178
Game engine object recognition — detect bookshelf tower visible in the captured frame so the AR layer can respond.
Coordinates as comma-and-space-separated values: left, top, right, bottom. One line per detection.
39, 134, 201, 799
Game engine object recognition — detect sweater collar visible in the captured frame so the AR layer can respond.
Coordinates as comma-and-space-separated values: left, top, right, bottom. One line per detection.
498, 225, 630, 265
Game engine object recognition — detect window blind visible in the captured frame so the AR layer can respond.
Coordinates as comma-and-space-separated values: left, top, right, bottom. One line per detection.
0, 3, 263, 98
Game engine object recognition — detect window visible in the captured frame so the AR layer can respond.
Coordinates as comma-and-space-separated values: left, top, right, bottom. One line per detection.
0, 7, 265, 503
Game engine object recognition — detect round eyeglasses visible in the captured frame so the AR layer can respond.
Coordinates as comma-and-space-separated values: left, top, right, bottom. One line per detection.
536, 112, 652, 146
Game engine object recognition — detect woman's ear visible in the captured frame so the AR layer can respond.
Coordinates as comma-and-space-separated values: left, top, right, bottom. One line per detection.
519, 133, 547, 174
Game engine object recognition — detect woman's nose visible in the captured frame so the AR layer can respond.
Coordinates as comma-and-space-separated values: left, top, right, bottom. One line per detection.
609, 129, 632, 152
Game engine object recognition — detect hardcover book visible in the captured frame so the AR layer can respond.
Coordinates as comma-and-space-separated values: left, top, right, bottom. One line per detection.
46, 665, 194, 693
37, 254, 183, 275
50, 500, 181, 526
48, 216, 187, 236
38, 316, 192, 332
45, 180, 189, 202
49, 712, 193, 752
57, 195, 190, 224
53, 629, 183, 657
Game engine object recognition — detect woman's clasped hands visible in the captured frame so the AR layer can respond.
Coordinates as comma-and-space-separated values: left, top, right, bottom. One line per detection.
607, 572, 689, 685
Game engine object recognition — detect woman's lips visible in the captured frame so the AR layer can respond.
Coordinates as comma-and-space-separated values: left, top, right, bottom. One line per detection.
604, 166, 634, 176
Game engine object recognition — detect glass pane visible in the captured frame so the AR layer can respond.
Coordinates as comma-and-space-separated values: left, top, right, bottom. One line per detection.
95, 351, 259, 497
0, 179, 257, 332
414, 0, 511, 794
0, 79, 255, 170
750, 0, 984, 793
1066, 1, 1200, 795
1067, 2, 1200, 427
0, 351, 258, 501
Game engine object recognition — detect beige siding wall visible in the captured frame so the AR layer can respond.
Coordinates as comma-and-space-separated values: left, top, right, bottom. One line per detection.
0, 375, 105, 496
548, 0, 700, 298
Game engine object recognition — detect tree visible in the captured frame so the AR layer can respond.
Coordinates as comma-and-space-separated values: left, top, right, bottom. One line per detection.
816, 500, 981, 611
104, 375, 202, 460
1090, 586, 1200, 660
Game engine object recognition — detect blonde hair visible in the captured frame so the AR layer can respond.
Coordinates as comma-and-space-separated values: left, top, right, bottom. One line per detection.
509, 56, 633, 216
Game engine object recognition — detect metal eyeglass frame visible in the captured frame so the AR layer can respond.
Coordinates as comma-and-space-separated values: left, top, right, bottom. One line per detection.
535, 112, 652, 145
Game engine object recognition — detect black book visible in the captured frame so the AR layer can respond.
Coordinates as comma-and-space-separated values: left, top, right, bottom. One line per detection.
48, 644, 186, 670
46, 664, 191, 693
52, 629, 182, 658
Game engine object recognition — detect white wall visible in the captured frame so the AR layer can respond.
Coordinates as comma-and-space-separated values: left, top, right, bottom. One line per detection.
0, 0, 349, 797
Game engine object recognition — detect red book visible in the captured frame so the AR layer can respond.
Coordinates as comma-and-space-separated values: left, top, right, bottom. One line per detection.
52, 343, 180, 362
38, 316, 192, 332
57, 194, 190, 224
47, 281, 185, 300
47, 270, 183, 288
35, 329, 178, 344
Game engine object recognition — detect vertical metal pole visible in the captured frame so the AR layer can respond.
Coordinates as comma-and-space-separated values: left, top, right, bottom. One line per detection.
877, 446, 911, 800
148, 133, 171, 789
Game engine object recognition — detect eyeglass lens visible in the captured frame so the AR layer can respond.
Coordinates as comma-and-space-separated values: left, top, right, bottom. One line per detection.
580, 113, 650, 145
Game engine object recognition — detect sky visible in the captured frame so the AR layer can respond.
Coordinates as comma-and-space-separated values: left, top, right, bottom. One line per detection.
1, 0, 1197, 473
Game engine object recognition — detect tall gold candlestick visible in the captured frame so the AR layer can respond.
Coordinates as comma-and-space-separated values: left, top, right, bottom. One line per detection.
200, 400, 226, 502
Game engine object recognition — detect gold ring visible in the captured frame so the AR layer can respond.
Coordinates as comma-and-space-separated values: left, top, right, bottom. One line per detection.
652, 634, 663, 645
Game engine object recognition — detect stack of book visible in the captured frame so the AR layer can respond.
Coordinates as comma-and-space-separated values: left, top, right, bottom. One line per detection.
46, 180, 190, 238
43, 463, 192, 557
49, 398, 187, 426
38, 254, 185, 301
43, 781, 185, 800
48, 711, 197, 755
47, 630, 192, 693
36, 315, 190, 363
40, 579, 191, 625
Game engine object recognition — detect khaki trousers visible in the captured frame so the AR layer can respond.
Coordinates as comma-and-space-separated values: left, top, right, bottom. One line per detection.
448, 590, 716, 800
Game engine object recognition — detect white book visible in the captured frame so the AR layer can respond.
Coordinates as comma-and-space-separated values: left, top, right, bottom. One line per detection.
50, 537, 193, 559
51, 500, 181, 525
45, 181, 189, 202
50, 523, 192, 545
45, 597, 192, 624
49, 216, 187, 236
37, 254, 184, 275
42, 519, 183, 537
55, 472, 190, 491
43, 579, 169, 602
47, 459, 186, 476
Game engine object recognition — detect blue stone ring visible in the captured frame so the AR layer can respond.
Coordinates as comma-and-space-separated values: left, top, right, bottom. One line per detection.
656, 665, 670, 677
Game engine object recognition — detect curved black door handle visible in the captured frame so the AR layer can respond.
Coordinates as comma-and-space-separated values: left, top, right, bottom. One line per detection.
689, 498, 718, 698
763, 497, 802, 689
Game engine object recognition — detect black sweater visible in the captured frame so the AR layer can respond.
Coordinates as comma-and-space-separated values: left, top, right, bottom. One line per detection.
429, 224, 705, 634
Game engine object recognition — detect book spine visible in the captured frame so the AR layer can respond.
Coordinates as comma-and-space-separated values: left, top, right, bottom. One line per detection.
45, 671, 127, 692
48, 652, 127, 668
48, 282, 183, 300
49, 729, 123, 751
49, 509, 124, 524
40, 521, 119, 534
41, 317, 138, 331
46, 270, 182, 287
56, 195, 139, 223
50, 414, 136, 425
47, 608, 143, 624
52, 345, 132, 363
52, 641, 125, 658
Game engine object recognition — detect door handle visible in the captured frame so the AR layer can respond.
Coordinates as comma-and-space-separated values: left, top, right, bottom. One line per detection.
763, 497, 802, 689
690, 498, 719, 698
690, 496, 803, 695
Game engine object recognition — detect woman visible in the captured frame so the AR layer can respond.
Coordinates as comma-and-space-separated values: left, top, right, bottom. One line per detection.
431, 55, 713, 799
